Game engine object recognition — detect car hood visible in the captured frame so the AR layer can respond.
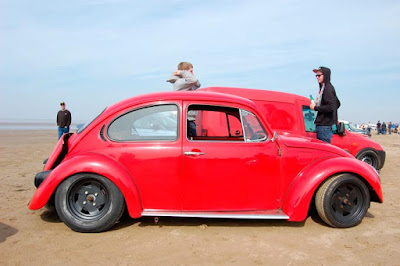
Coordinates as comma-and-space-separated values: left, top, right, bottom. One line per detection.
345, 131, 384, 150
278, 135, 353, 158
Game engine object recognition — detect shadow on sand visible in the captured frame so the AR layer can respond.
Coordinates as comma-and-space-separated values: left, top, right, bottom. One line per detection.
111, 212, 306, 231
40, 205, 62, 223
39, 207, 309, 231
0, 222, 18, 243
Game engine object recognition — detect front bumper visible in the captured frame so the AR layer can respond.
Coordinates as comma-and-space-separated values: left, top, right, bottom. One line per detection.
34, 170, 52, 188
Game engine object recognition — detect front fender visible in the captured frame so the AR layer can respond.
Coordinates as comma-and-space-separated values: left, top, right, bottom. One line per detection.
28, 153, 143, 218
282, 157, 383, 222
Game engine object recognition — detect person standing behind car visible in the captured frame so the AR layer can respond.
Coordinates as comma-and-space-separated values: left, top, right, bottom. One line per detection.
57, 101, 71, 139
310, 66, 340, 143
166, 62, 201, 91
166, 62, 201, 137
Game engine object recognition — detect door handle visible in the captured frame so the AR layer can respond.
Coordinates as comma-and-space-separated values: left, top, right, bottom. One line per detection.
184, 151, 205, 156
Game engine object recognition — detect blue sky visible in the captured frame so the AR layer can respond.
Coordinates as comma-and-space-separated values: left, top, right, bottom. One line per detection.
1, 0, 399, 124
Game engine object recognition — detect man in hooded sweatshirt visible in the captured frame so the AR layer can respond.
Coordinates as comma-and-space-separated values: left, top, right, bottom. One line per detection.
310, 66, 340, 143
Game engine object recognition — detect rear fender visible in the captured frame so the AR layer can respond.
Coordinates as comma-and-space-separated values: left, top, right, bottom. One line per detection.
28, 153, 143, 218
282, 157, 383, 221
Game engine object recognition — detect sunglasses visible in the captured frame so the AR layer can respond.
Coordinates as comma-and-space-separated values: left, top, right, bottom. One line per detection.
315, 74, 323, 77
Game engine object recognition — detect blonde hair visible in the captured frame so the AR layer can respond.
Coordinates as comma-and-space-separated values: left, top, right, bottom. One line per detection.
177, 62, 193, 70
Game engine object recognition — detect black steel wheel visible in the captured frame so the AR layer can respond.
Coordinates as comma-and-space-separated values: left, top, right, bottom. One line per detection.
356, 150, 379, 170
315, 174, 370, 228
55, 173, 125, 233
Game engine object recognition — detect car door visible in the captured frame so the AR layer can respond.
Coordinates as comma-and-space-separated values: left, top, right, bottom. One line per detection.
330, 124, 351, 152
181, 102, 280, 211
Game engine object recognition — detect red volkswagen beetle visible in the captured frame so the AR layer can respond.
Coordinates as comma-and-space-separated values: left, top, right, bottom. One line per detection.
29, 91, 383, 232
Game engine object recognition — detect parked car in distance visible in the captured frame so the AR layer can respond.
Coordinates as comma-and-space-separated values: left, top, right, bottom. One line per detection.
339, 120, 367, 135
200, 87, 386, 170
29, 91, 383, 232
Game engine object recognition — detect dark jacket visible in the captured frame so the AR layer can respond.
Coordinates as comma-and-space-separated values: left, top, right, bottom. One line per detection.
57, 109, 71, 127
314, 67, 340, 126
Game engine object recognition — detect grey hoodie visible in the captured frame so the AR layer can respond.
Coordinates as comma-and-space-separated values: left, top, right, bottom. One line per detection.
167, 70, 201, 91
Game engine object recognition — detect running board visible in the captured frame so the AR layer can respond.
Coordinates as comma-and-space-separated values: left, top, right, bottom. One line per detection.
141, 209, 289, 220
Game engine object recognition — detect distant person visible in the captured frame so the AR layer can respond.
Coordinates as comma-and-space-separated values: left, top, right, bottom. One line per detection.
166, 62, 201, 91
310, 66, 340, 143
388, 122, 392, 134
376, 121, 381, 134
57, 101, 71, 139
367, 121, 372, 137
382, 122, 387, 135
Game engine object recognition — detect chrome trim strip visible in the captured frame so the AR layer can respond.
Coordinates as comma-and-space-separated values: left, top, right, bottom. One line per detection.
141, 209, 289, 220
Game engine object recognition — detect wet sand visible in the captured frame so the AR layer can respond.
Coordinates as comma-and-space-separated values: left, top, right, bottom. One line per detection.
1, 130, 400, 265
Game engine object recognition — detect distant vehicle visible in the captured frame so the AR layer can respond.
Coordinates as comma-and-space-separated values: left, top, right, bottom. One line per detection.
29, 91, 382, 232
200, 87, 385, 170
339, 120, 367, 135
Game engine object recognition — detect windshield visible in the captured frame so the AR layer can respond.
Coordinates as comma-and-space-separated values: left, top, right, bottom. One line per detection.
77, 108, 107, 134
348, 124, 357, 131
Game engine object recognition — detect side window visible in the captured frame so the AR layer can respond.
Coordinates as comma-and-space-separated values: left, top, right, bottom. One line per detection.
241, 110, 267, 142
187, 105, 266, 142
188, 105, 243, 141
332, 124, 338, 134
108, 104, 178, 141
302, 106, 316, 132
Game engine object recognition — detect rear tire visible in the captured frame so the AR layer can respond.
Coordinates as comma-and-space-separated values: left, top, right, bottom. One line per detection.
315, 174, 370, 228
55, 173, 125, 233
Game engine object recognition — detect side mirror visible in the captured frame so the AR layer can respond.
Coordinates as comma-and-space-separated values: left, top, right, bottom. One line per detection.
337, 122, 346, 135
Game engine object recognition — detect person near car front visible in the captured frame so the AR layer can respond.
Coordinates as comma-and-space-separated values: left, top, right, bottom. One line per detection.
310, 66, 340, 143
57, 101, 71, 139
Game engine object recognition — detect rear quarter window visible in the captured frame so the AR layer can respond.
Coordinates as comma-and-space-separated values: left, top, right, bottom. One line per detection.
254, 101, 298, 132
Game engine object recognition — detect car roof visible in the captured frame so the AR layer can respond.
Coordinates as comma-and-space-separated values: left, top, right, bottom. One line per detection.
103, 90, 260, 117
199, 87, 309, 103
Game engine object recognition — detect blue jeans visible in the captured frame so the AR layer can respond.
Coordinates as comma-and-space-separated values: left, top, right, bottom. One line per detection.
58, 127, 70, 139
188, 121, 197, 137
316, 125, 332, 143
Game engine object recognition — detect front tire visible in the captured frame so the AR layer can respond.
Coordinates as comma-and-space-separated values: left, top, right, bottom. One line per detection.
315, 174, 370, 228
356, 150, 380, 170
55, 173, 125, 233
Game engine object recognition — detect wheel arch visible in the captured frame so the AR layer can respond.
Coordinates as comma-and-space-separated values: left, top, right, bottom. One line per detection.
282, 157, 383, 222
355, 147, 385, 170
28, 153, 143, 218
355, 147, 379, 165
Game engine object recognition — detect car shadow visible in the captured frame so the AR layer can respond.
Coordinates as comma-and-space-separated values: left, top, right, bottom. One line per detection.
0, 222, 18, 243
37, 207, 307, 231
310, 210, 375, 227
112, 213, 306, 231
40, 205, 62, 223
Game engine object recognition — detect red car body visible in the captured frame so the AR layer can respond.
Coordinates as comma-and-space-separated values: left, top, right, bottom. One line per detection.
29, 91, 383, 232
200, 87, 386, 170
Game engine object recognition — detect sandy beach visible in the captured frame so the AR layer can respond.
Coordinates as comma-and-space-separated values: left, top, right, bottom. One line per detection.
1, 130, 399, 265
